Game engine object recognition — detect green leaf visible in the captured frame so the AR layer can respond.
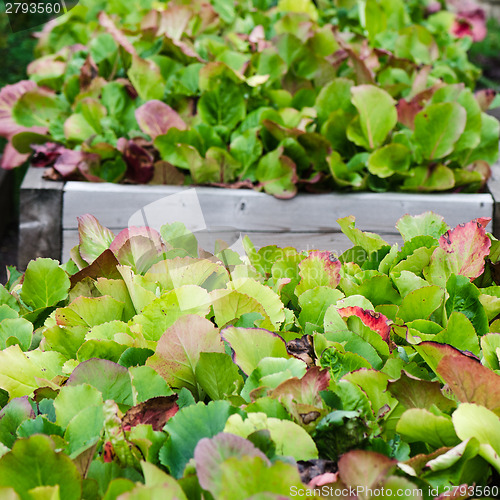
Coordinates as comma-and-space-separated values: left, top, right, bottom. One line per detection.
12, 90, 66, 128
20, 259, 70, 310
433, 312, 480, 356
445, 274, 488, 337
414, 102, 467, 160
218, 456, 306, 499
396, 285, 443, 322
67, 359, 133, 406
396, 212, 448, 242
132, 286, 211, 341
0, 435, 81, 500
146, 315, 224, 398
129, 365, 174, 404
315, 78, 354, 125
195, 353, 243, 400
127, 57, 165, 101
255, 147, 297, 199
337, 216, 388, 254
396, 408, 459, 448
54, 384, 104, 429
452, 403, 500, 473
198, 79, 246, 131
367, 143, 411, 178
64, 404, 104, 458
349, 85, 397, 150
224, 412, 318, 460
221, 326, 290, 376
0, 318, 33, 351
160, 222, 198, 258
0, 346, 63, 399
160, 401, 234, 478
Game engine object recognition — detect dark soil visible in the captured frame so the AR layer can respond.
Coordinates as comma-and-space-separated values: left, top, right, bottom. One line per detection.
0, 221, 18, 285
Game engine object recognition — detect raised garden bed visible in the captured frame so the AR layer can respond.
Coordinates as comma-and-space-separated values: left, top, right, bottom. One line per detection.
18, 166, 498, 269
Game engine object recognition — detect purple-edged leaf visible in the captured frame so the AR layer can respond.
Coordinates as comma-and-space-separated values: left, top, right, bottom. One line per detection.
221, 326, 289, 375
69, 249, 121, 287
295, 251, 341, 296
270, 367, 330, 427
475, 89, 496, 112
338, 450, 396, 489
0, 397, 35, 448
135, 100, 186, 140
77, 215, 115, 264
438, 218, 491, 280
387, 371, 456, 412
436, 353, 500, 416
98, 12, 137, 56
117, 138, 154, 184
337, 306, 391, 344
147, 315, 224, 398
122, 395, 179, 431
67, 358, 133, 406
109, 227, 166, 273
0, 141, 30, 169
194, 433, 269, 496
0, 80, 38, 138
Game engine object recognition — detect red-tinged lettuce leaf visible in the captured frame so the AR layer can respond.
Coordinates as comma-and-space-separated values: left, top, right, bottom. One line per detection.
451, 8, 487, 42
475, 88, 496, 112
0, 80, 38, 137
0, 397, 35, 448
221, 326, 290, 376
295, 251, 341, 296
98, 12, 137, 56
77, 215, 115, 264
53, 150, 97, 179
255, 148, 298, 199
396, 97, 423, 130
337, 306, 391, 344
270, 367, 330, 427
0, 141, 30, 169
69, 249, 121, 287
122, 395, 179, 431
413, 341, 480, 386
337, 449, 396, 489
0, 435, 82, 500
117, 138, 154, 184
135, 100, 186, 140
146, 315, 225, 398
194, 433, 270, 497
387, 371, 456, 412
67, 358, 133, 406
436, 353, 500, 416
438, 219, 491, 280
109, 227, 167, 274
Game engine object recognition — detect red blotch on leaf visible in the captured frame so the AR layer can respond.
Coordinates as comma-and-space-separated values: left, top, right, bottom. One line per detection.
306, 251, 342, 288
337, 306, 392, 344
438, 218, 491, 280
122, 395, 179, 431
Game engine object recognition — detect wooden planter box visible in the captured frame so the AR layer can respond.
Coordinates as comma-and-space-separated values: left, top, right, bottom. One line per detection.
18, 166, 500, 269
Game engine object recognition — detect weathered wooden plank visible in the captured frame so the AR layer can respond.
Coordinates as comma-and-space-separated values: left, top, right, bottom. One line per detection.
62, 228, 403, 262
63, 181, 493, 234
19, 168, 63, 269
